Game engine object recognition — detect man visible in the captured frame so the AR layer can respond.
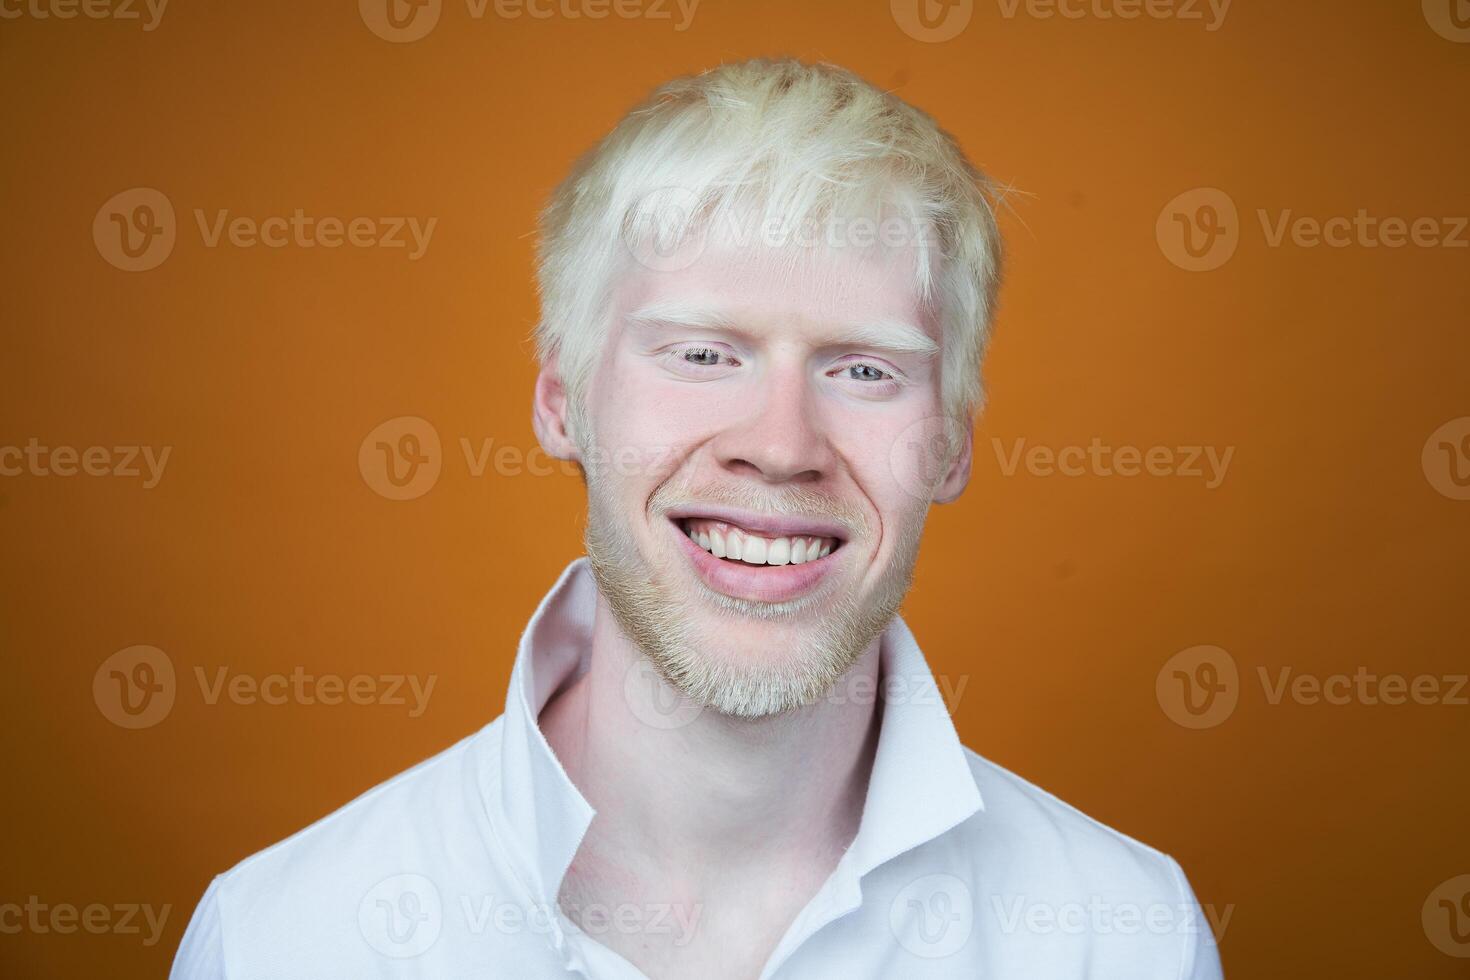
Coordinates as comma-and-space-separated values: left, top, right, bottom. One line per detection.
172, 59, 1224, 979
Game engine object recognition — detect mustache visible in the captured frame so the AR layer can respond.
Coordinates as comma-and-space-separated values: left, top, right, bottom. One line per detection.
649, 478, 870, 538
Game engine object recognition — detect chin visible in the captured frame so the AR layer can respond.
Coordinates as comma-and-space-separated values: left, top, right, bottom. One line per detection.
589, 543, 887, 719
583, 474, 926, 718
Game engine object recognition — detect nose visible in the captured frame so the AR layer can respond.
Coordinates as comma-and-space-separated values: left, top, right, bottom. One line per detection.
709, 367, 835, 485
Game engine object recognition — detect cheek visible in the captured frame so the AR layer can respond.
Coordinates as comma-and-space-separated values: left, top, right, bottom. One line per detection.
585, 369, 719, 488
856, 411, 959, 514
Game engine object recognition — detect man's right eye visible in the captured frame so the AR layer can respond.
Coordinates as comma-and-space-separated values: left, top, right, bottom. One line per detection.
660, 345, 739, 377
682, 347, 723, 366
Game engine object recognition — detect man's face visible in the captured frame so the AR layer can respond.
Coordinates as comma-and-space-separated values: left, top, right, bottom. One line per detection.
565, 215, 969, 717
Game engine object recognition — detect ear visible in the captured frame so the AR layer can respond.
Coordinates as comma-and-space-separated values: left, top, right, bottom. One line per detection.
932, 419, 974, 505
532, 355, 582, 462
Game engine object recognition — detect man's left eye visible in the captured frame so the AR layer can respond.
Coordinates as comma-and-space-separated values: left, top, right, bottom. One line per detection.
845, 363, 891, 382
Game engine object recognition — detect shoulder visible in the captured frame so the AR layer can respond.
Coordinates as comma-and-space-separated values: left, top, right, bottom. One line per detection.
220, 720, 500, 892
860, 747, 1224, 978
178, 720, 509, 978
957, 746, 1187, 891
883, 747, 1223, 979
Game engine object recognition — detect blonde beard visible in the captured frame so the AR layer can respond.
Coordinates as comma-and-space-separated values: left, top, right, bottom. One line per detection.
581, 461, 928, 719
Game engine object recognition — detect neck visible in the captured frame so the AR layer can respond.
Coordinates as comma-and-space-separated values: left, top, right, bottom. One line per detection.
541, 593, 884, 881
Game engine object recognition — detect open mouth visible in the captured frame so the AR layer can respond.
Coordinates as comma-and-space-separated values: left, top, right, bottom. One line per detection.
664, 507, 849, 603
671, 516, 845, 567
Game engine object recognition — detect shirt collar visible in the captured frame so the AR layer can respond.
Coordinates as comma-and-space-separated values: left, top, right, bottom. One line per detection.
483, 557, 983, 903
845, 610, 985, 877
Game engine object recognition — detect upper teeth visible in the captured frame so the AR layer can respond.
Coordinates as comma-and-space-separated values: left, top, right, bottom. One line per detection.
683, 518, 835, 566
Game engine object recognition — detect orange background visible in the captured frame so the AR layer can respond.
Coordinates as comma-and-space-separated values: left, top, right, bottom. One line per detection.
2, 0, 1468, 976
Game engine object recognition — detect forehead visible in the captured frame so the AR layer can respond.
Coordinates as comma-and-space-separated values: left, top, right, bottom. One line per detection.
613, 218, 937, 343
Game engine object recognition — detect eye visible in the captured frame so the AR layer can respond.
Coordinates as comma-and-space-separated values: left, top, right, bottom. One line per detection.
845, 363, 892, 382
828, 358, 906, 398
682, 347, 726, 367
660, 344, 740, 378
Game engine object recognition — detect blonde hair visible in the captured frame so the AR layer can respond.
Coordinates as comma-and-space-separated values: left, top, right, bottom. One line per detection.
533, 58, 1006, 439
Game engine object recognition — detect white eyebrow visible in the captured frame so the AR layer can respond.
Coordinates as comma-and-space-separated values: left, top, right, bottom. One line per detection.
836, 318, 941, 359
625, 300, 940, 359
624, 299, 739, 332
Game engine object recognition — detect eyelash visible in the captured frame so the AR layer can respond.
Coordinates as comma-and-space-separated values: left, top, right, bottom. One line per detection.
680, 347, 729, 367
664, 346, 900, 387
843, 363, 892, 383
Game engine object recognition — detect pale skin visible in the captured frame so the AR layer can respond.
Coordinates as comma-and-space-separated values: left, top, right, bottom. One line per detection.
532, 225, 975, 979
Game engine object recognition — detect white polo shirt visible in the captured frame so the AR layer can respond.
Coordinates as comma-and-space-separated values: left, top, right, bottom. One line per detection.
171, 557, 1224, 979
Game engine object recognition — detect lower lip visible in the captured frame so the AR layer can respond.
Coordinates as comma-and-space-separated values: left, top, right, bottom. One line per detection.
670, 520, 842, 604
